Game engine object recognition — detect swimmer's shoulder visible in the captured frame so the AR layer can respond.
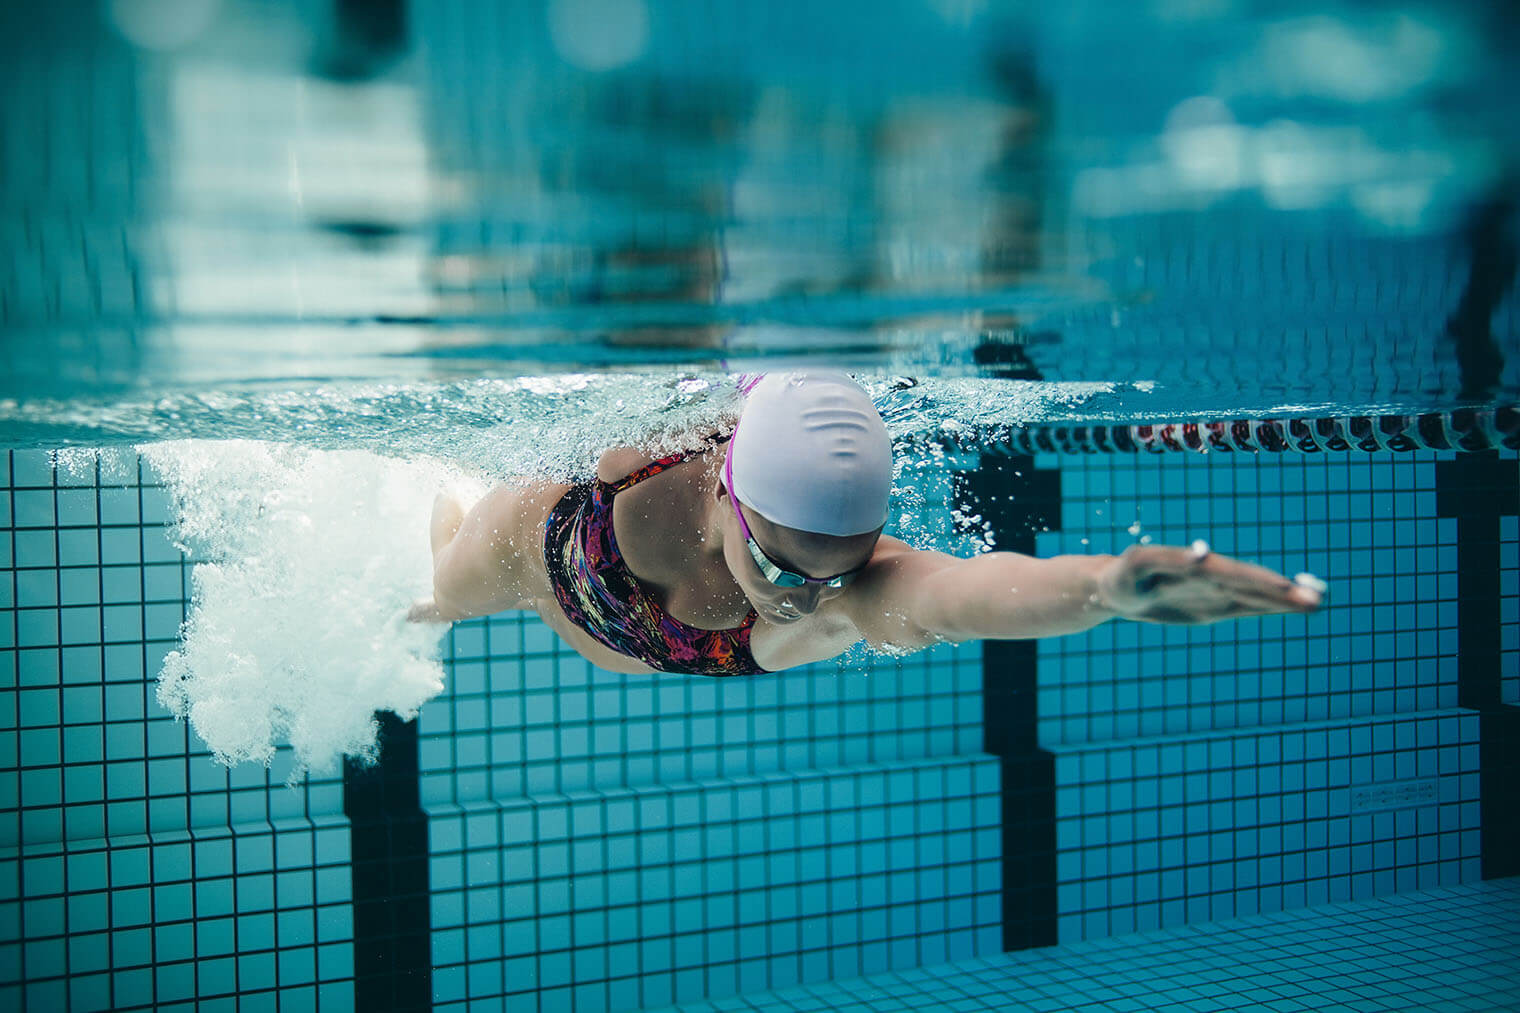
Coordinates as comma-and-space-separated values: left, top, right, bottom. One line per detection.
841, 535, 946, 593
595, 447, 652, 485
594, 429, 731, 485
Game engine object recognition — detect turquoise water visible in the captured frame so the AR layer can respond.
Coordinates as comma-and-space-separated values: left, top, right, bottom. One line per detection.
3, 2, 1519, 1012
2, 0, 1517, 446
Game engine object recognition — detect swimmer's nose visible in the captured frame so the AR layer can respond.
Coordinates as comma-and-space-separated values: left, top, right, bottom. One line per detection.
786, 584, 825, 614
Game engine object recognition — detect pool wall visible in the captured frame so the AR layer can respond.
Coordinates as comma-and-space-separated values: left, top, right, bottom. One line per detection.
1029, 447, 1516, 945
2, 449, 351, 1010
1, 444, 1516, 1011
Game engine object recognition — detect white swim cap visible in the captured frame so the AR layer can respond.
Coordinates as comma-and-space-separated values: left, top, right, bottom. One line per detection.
728, 372, 892, 536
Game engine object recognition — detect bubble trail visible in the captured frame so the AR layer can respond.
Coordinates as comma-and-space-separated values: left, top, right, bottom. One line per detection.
143, 440, 484, 783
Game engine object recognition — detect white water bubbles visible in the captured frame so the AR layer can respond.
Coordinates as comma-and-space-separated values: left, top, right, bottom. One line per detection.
143, 440, 485, 783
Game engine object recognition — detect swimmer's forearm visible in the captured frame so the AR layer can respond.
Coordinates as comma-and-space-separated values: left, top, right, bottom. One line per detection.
416, 486, 536, 622
873, 541, 1316, 650
919, 552, 1118, 641
425, 546, 519, 621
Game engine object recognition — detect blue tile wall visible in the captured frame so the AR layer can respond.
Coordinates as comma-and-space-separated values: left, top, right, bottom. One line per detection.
419, 628, 981, 804
648, 878, 1520, 1013
425, 759, 1001, 1012
1026, 448, 1498, 945
1049, 712, 1481, 942
1036, 450, 1460, 744
1, 450, 354, 1011
3, 440, 1512, 1009
3, 447, 992, 1012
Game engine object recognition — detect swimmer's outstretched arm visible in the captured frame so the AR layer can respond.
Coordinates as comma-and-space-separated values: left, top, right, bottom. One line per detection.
845, 541, 1322, 653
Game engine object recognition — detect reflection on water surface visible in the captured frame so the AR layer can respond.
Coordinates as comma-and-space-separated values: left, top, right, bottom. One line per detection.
1, 0, 1516, 439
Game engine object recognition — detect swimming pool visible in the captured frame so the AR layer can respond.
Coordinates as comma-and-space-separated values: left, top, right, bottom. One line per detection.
3, 1, 1518, 1011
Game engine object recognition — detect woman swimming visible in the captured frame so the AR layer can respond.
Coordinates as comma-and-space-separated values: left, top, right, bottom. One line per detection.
407, 372, 1322, 675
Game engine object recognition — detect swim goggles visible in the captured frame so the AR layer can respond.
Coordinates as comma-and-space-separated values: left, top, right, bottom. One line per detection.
722, 438, 869, 589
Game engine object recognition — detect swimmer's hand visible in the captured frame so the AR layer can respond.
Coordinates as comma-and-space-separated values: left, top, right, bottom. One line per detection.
1095, 541, 1323, 625
407, 599, 447, 624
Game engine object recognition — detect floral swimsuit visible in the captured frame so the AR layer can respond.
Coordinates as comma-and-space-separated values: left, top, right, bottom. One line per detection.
543, 452, 768, 676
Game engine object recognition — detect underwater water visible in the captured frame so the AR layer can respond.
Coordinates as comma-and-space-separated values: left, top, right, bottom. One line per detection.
3, 0, 1519, 1011
3, 0, 1518, 442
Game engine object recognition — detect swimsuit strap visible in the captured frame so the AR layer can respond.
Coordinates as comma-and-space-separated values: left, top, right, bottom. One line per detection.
602, 452, 688, 494
602, 435, 732, 495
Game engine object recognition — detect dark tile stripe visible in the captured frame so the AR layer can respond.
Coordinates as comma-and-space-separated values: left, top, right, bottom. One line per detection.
960, 454, 1062, 950
344, 712, 433, 1010
1436, 452, 1520, 879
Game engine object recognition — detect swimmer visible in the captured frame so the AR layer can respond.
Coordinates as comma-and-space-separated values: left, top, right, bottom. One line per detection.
407, 372, 1322, 676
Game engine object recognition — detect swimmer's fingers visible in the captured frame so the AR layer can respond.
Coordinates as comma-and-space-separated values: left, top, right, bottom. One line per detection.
1190, 553, 1322, 612
1121, 543, 1315, 605
1105, 544, 1321, 623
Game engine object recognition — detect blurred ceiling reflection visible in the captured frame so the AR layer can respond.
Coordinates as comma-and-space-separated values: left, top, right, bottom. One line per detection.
0, 0, 1515, 411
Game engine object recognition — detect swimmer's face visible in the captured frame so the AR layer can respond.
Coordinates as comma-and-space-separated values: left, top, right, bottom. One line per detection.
719, 486, 880, 624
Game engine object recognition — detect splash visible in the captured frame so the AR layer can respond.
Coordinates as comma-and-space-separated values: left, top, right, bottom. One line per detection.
141, 440, 484, 782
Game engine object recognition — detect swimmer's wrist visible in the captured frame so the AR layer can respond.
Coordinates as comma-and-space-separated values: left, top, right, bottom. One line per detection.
1086, 555, 1127, 618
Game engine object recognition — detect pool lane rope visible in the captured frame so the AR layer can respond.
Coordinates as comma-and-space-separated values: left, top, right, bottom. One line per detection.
954, 406, 1520, 456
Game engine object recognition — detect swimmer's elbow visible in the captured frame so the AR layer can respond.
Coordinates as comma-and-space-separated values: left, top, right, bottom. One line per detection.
854, 589, 967, 654
427, 574, 501, 622
430, 552, 526, 620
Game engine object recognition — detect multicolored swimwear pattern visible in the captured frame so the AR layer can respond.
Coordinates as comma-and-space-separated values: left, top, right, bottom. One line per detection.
543, 454, 767, 677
